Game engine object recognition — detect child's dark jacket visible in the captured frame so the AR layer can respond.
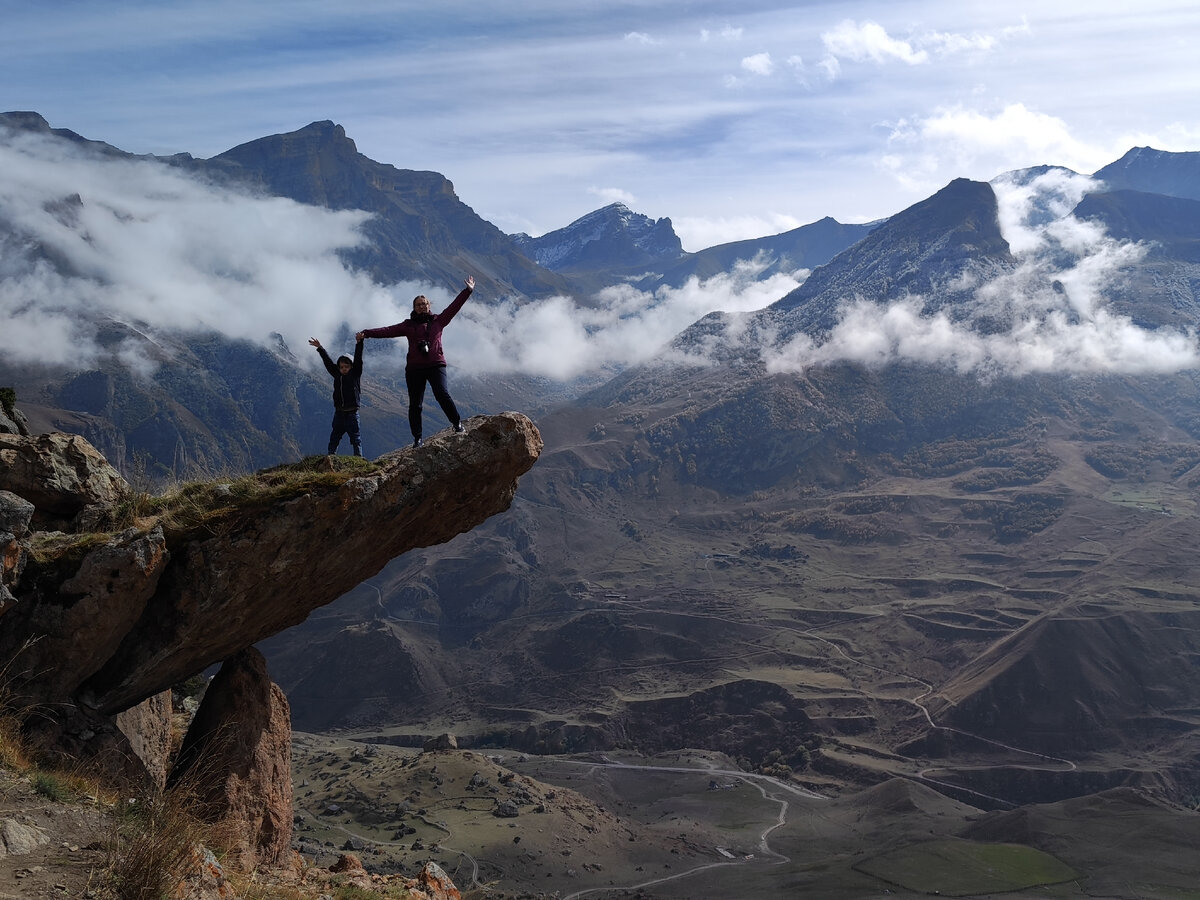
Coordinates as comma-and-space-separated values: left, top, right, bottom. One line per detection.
316, 340, 363, 411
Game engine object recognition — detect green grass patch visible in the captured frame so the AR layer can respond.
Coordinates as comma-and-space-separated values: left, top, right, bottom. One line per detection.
33, 771, 74, 802
854, 839, 1078, 896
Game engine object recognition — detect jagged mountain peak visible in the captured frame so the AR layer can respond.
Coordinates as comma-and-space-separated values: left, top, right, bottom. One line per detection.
217, 119, 357, 160
763, 177, 1011, 335
511, 201, 683, 273
213, 119, 363, 175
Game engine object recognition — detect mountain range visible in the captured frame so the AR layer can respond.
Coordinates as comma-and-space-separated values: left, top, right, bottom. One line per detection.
4, 110, 1200, 896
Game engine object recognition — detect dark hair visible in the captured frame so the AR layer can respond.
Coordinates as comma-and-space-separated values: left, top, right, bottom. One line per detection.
337, 355, 352, 366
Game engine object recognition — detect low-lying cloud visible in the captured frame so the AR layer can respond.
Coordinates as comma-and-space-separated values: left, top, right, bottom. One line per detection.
4, 127, 1196, 392
0, 127, 801, 382
764, 168, 1200, 377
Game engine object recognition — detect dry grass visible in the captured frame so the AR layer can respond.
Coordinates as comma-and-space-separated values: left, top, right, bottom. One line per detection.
125, 453, 380, 538
94, 781, 217, 900
27, 454, 380, 568
0, 648, 33, 771
0, 711, 29, 771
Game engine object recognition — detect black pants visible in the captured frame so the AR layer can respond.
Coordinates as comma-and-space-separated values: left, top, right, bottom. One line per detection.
328, 409, 362, 455
406, 365, 460, 440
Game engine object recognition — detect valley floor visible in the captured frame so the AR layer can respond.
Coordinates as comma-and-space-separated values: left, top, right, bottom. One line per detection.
290, 735, 1200, 899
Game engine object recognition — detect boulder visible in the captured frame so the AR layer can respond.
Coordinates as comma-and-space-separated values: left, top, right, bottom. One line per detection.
0, 432, 130, 525
417, 861, 462, 900
0, 818, 50, 855
113, 690, 175, 791
171, 647, 293, 873
0, 398, 30, 437
1, 526, 168, 708
424, 733, 458, 751
0, 490, 34, 618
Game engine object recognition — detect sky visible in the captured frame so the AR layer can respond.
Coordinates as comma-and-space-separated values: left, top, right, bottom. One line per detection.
2, 0, 1199, 250
2, 1, 1200, 386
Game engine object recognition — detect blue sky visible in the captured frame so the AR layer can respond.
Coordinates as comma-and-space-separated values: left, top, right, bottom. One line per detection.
2, 1, 1198, 250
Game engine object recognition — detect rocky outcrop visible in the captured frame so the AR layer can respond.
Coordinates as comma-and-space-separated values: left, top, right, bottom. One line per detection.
113, 691, 175, 790
0, 412, 542, 788
319, 855, 461, 899
0, 490, 34, 617
0, 432, 130, 528
0, 397, 30, 437
171, 648, 293, 873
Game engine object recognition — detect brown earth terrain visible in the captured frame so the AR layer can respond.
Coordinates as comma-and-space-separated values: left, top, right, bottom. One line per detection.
262, 398, 1200, 896
288, 736, 1200, 899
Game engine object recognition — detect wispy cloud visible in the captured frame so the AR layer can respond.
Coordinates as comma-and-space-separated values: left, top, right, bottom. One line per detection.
0, 126, 800, 382
762, 172, 1200, 377
588, 186, 638, 207
741, 52, 775, 76
821, 20, 929, 66
0, 128, 396, 370
700, 25, 743, 42
623, 31, 661, 46
879, 103, 1157, 197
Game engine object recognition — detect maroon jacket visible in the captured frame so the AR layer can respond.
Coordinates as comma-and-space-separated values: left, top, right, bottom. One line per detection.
361, 285, 472, 369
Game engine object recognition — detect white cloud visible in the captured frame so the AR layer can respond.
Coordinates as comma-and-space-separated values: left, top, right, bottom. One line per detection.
762, 175, 1200, 377
919, 29, 997, 55
0, 128, 402, 371
450, 264, 804, 379
741, 52, 775, 76
816, 55, 841, 81
624, 31, 660, 46
822, 20, 929, 66
673, 212, 804, 251
700, 26, 743, 42
991, 167, 1097, 254
880, 103, 1141, 197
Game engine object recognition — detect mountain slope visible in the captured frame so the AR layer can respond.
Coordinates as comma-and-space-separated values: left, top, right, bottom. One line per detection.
263, 157, 1200, 819
204, 120, 571, 300
1092, 146, 1200, 202
766, 178, 1014, 336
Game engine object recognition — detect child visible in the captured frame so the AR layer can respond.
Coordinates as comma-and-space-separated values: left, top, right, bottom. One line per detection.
309, 335, 364, 457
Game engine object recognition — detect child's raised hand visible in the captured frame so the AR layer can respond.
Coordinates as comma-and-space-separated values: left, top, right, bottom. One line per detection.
308, 337, 321, 348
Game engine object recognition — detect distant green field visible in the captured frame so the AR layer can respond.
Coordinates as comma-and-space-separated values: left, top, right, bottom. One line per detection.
854, 839, 1077, 896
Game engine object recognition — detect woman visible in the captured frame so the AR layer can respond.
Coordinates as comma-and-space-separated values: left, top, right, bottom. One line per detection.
357, 275, 474, 448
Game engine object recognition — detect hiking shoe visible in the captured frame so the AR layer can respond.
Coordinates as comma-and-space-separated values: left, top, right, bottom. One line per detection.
454, 422, 465, 434
413, 438, 423, 448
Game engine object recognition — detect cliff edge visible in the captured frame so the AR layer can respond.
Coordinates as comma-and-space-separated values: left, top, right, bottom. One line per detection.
0, 411, 540, 797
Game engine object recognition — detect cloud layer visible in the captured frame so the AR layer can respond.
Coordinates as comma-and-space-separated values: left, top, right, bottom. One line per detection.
4, 127, 1196, 390
0, 127, 801, 381
763, 170, 1200, 377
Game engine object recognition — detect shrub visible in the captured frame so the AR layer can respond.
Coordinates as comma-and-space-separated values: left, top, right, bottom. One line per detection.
0, 386, 15, 419
33, 771, 73, 802
98, 784, 213, 900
